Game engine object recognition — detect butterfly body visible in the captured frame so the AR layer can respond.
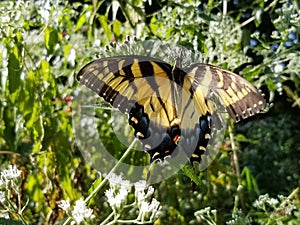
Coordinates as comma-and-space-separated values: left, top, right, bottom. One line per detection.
77, 55, 266, 163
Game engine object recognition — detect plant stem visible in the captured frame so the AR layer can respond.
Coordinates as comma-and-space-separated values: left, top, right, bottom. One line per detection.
223, 0, 227, 16
85, 138, 137, 203
88, 0, 105, 38
63, 138, 137, 225
100, 212, 114, 225
6, 198, 28, 225
228, 122, 245, 212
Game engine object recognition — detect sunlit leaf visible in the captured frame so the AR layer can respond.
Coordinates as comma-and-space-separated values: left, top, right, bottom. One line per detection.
75, 13, 87, 31
113, 19, 121, 37
99, 15, 112, 41
44, 27, 58, 54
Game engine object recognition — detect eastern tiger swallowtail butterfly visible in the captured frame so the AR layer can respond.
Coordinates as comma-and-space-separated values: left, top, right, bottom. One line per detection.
76, 55, 266, 164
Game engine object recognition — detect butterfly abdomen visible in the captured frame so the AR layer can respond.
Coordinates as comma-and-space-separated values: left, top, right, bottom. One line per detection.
128, 101, 150, 139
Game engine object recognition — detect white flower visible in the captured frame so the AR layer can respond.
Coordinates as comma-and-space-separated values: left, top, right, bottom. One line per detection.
140, 201, 150, 213
38, 0, 50, 24
107, 173, 123, 184
274, 63, 284, 73
139, 198, 161, 220
134, 182, 161, 221
284, 205, 296, 215
107, 173, 131, 189
0, 178, 4, 187
105, 173, 131, 209
135, 184, 155, 204
67, 48, 76, 67
105, 189, 114, 202
113, 191, 127, 208
0, 211, 9, 219
253, 199, 263, 208
145, 186, 154, 198
119, 186, 129, 200
136, 190, 146, 204
0, 191, 6, 203
267, 198, 279, 207
148, 198, 160, 212
93, 39, 101, 47
253, 194, 269, 208
0, 165, 22, 187
211, 209, 217, 215
1, 165, 22, 180
195, 206, 215, 221
59, 199, 71, 211
226, 219, 236, 225
134, 180, 147, 193
105, 186, 129, 209
71, 199, 93, 224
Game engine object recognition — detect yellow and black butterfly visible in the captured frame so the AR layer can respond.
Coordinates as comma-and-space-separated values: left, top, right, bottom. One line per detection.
77, 55, 266, 164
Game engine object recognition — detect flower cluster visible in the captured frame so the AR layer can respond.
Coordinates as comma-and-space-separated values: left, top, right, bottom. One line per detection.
194, 206, 217, 225
0, 165, 22, 189
0, 165, 22, 203
134, 180, 161, 222
58, 173, 161, 224
104, 173, 131, 210
59, 199, 94, 224
0, 165, 23, 220
253, 193, 297, 216
253, 194, 279, 209
104, 173, 161, 223
226, 209, 252, 225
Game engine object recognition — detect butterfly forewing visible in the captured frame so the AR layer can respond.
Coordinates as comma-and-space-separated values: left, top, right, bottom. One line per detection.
77, 56, 178, 121
77, 56, 184, 161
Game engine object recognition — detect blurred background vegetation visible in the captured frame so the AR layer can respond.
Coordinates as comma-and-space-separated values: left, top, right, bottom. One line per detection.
0, 0, 299, 224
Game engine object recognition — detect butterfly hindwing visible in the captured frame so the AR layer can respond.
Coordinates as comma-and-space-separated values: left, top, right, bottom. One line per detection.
183, 63, 266, 122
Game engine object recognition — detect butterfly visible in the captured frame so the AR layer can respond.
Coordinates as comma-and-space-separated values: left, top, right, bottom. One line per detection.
76, 55, 266, 164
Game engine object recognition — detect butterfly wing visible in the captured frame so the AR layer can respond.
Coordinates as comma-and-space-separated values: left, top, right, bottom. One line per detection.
179, 63, 266, 163
77, 56, 266, 164
77, 55, 184, 162
183, 63, 266, 122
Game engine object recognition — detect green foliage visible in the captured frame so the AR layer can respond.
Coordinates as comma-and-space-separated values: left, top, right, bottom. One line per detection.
238, 111, 300, 195
0, 218, 24, 225
0, 0, 299, 224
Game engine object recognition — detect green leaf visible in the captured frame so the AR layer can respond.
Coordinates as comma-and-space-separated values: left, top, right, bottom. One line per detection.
241, 166, 259, 196
113, 19, 121, 37
99, 15, 112, 41
24, 171, 45, 211
8, 46, 22, 102
44, 27, 58, 54
75, 13, 86, 31
63, 44, 72, 61
40, 60, 55, 88
3, 106, 16, 150
22, 70, 36, 117
149, 17, 159, 35
53, 218, 68, 225
181, 164, 202, 186
56, 137, 79, 200
87, 175, 103, 205
198, 12, 214, 22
